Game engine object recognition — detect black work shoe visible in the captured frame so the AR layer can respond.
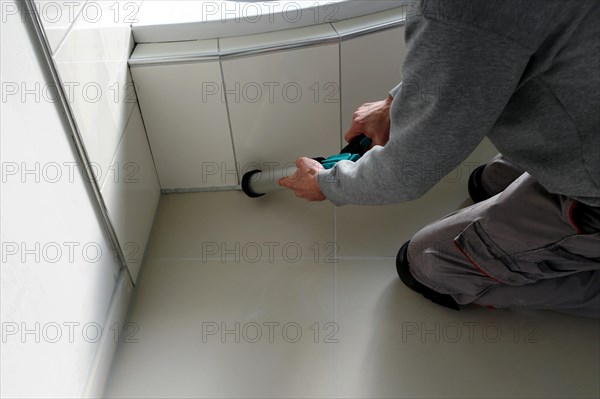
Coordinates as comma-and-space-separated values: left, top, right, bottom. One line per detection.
468, 164, 492, 204
396, 241, 460, 311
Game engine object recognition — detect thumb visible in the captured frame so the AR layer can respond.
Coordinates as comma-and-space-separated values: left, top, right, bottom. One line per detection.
344, 122, 363, 143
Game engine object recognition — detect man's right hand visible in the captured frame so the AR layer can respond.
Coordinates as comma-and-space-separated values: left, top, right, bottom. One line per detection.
344, 95, 393, 147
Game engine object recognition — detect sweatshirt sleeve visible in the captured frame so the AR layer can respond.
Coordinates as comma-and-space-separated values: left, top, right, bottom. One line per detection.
318, 12, 532, 206
389, 82, 403, 98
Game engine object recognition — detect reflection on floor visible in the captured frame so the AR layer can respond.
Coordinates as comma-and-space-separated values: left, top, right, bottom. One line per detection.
106, 142, 600, 398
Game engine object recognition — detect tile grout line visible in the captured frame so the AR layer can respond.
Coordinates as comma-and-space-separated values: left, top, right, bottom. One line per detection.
145, 256, 396, 262
333, 205, 338, 399
217, 38, 241, 185
331, 24, 342, 398
147, 256, 354, 262
99, 97, 137, 193
52, 0, 89, 56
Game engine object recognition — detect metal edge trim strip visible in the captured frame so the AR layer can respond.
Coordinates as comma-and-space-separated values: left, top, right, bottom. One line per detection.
129, 17, 405, 67
338, 18, 405, 41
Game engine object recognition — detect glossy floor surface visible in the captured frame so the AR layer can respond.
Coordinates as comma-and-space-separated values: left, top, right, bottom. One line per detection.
106, 146, 600, 398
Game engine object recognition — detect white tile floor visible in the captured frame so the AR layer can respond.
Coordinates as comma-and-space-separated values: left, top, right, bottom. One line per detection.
106, 142, 600, 398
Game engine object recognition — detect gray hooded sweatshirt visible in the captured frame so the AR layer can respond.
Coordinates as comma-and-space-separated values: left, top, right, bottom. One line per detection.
318, 0, 599, 207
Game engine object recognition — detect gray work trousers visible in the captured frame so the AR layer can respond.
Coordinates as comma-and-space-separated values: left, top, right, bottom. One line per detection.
407, 155, 600, 318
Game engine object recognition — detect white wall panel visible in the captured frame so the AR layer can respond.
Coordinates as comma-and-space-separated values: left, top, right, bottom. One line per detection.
338, 27, 406, 137
1, 5, 122, 396
52, 0, 159, 284
222, 43, 340, 177
131, 60, 237, 189
33, 0, 87, 54
53, 1, 138, 189
101, 105, 161, 282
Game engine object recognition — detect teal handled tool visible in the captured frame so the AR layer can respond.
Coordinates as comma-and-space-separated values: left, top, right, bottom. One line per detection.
241, 134, 372, 198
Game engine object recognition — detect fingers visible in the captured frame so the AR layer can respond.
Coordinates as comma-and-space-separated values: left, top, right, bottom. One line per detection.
344, 101, 377, 143
344, 104, 369, 142
344, 98, 393, 144
344, 122, 363, 143
279, 158, 326, 202
278, 166, 301, 188
278, 176, 290, 188
296, 157, 324, 171
280, 160, 305, 188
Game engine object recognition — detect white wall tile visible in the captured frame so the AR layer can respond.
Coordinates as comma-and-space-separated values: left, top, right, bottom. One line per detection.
130, 60, 236, 189
1, 7, 122, 397
101, 105, 160, 282
34, 0, 87, 54
222, 43, 341, 177
53, 1, 139, 188
339, 26, 406, 137
52, 1, 160, 283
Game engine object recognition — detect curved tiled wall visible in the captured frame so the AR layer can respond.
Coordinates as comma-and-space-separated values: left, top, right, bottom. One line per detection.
130, 8, 407, 190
